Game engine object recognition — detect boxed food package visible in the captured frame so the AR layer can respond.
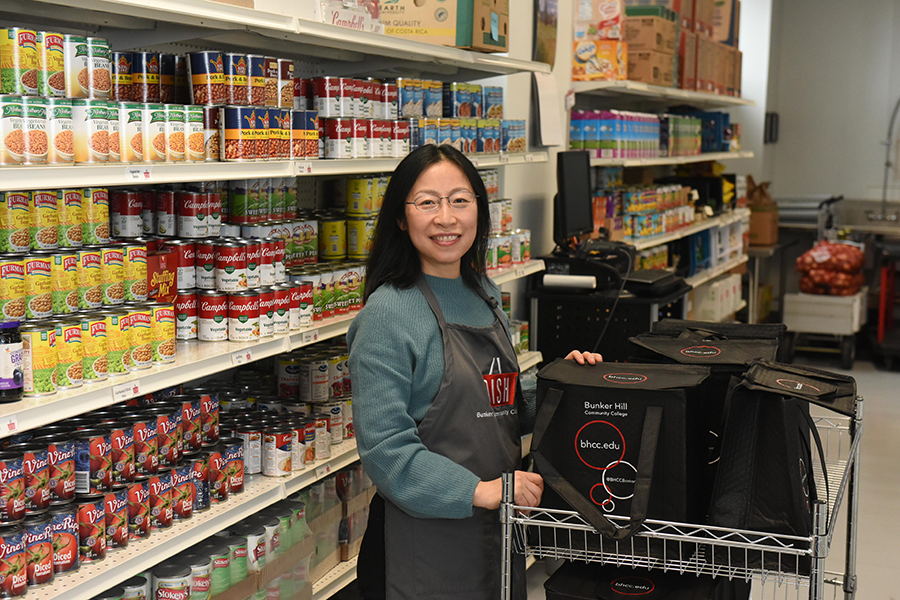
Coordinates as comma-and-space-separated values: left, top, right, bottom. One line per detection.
572, 40, 628, 81
147, 250, 176, 303
573, 0, 625, 40
733, 48, 743, 96
692, 0, 714, 37
624, 15, 678, 55
679, 30, 698, 89
724, 45, 736, 96
628, 50, 675, 87
714, 41, 727, 95
747, 175, 778, 246
713, 0, 740, 46
625, 0, 692, 31
379, 0, 509, 53
696, 35, 716, 93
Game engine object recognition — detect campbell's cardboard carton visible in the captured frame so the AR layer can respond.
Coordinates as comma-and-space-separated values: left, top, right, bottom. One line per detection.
624, 15, 678, 55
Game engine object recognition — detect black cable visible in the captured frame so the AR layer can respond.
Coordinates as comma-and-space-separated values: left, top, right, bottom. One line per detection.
591, 249, 633, 355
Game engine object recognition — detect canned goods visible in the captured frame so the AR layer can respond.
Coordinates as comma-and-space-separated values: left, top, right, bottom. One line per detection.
318, 217, 346, 260
21, 97, 48, 166
101, 310, 130, 376
122, 576, 150, 600
74, 429, 111, 495
272, 285, 290, 334
0, 524, 25, 596
220, 436, 244, 494
207, 543, 230, 596
36, 436, 75, 504
27, 191, 57, 251
141, 103, 166, 164
82, 187, 110, 245
286, 421, 304, 471
299, 357, 329, 403
290, 282, 309, 329
24, 252, 52, 319
132, 52, 160, 103
22, 514, 53, 587
126, 476, 150, 540
223, 53, 248, 105
34, 31, 64, 98
122, 243, 148, 302
19, 444, 50, 514
178, 554, 211, 600
76, 313, 107, 382
1, 29, 37, 96
215, 240, 247, 292
174, 289, 198, 341
145, 406, 180, 469
48, 504, 78, 574
152, 563, 192, 600
76, 246, 102, 310
324, 118, 352, 158
188, 51, 224, 105
159, 54, 176, 104
194, 289, 227, 342
46, 98, 74, 165
56, 190, 82, 248
84, 38, 111, 99
207, 192, 222, 237
154, 190, 175, 236
347, 218, 375, 259
0, 191, 30, 253
111, 191, 141, 238
20, 323, 57, 397
314, 417, 331, 460
219, 105, 255, 161
190, 453, 210, 513
104, 487, 129, 551
258, 286, 274, 338
50, 251, 77, 316
76, 495, 107, 563
317, 400, 344, 442
72, 99, 108, 163
346, 265, 364, 312
202, 106, 219, 162
228, 291, 259, 342
51, 318, 82, 389
149, 302, 176, 363
302, 420, 316, 464
101, 246, 125, 306
126, 305, 152, 369
191, 389, 220, 447
164, 103, 185, 162
0, 256, 25, 322
207, 447, 228, 504
171, 462, 193, 521
107, 102, 121, 163
148, 467, 173, 530
194, 240, 215, 290
254, 107, 270, 160
176, 192, 208, 238
110, 52, 132, 101
185, 105, 204, 163
245, 239, 261, 288
236, 423, 262, 476
343, 398, 354, 439
0, 96, 24, 167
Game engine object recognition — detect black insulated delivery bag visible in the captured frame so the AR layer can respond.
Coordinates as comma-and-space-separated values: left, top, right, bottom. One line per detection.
532, 359, 710, 559
544, 561, 751, 600
648, 319, 788, 361
707, 359, 857, 574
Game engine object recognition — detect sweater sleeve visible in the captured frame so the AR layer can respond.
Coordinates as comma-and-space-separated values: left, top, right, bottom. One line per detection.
347, 290, 481, 520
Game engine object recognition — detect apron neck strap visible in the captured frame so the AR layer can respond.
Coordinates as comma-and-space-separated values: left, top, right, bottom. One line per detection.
416, 276, 504, 328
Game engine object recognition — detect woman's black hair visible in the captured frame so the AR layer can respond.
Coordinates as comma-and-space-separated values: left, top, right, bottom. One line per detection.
364, 145, 491, 301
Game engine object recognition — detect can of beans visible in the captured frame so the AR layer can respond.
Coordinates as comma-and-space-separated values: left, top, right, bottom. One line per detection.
277, 59, 293, 109
19, 444, 50, 515
36, 31, 64, 98
100, 309, 130, 377
187, 51, 224, 105
235, 422, 262, 475
164, 103, 185, 162
185, 105, 204, 163
196, 289, 227, 342
21, 97, 48, 166
72, 99, 108, 163
228, 291, 259, 342
202, 105, 219, 162
0, 28, 37, 96
219, 436, 244, 494
223, 53, 248, 106
100, 246, 125, 306
0, 95, 24, 166
244, 54, 266, 107
155, 190, 175, 236
126, 304, 152, 370
219, 105, 255, 161
74, 429, 111, 495
170, 462, 193, 521
47, 98, 74, 165
107, 102, 120, 162
215, 240, 247, 292
0, 255, 25, 322
77, 312, 108, 381
20, 323, 56, 397
76, 246, 102, 310
126, 476, 150, 540
148, 467, 173, 530
76, 496, 106, 564
254, 106, 270, 160
24, 252, 53, 320
82, 187, 110, 245
159, 54, 176, 104
48, 504, 78, 573
274, 108, 291, 159
149, 301, 176, 364
174, 289, 198, 341
33, 435, 75, 504
0, 192, 29, 254
110, 190, 141, 238
189, 453, 209, 513
140, 102, 166, 163
26, 191, 57, 251
84, 38, 111, 99
110, 51, 132, 101
132, 52, 160, 103
176, 192, 208, 238
56, 189, 82, 249
122, 243, 147, 302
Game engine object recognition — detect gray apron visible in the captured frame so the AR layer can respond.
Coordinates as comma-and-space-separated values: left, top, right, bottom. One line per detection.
383, 278, 526, 600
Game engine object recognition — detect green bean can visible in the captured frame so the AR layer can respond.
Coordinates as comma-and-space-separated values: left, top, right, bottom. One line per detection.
222, 535, 248, 586
21, 322, 57, 397
207, 544, 230, 596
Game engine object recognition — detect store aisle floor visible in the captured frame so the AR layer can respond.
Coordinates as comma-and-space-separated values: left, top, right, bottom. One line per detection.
524, 355, 899, 599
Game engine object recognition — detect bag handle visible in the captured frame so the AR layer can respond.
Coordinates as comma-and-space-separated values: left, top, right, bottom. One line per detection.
676, 328, 727, 342
532, 387, 663, 541
798, 405, 831, 528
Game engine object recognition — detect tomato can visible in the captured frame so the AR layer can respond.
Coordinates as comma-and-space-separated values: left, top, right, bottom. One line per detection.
50, 250, 78, 316
0, 522, 26, 596
219, 436, 244, 494
120, 414, 157, 477
48, 504, 78, 573
145, 406, 180, 469
76, 494, 106, 563
101, 309, 130, 377
33, 436, 75, 504
151, 563, 192, 600
215, 240, 247, 292
18, 444, 50, 514
195, 240, 215, 291
74, 429, 111, 495
20, 322, 57, 397
228, 291, 259, 342
207, 447, 228, 504
126, 476, 150, 540
101, 246, 125, 306
149, 302, 176, 364
148, 467, 173, 530
236, 423, 262, 476
22, 513, 53, 587
154, 190, 175, 236
171, 395, 202, 455
106, 421, 134, 485
126, 304, 152, 369
189, 453, 210, 513
104, 487, 128, 551
122, 243, 148, 302
170, 463, 193, 521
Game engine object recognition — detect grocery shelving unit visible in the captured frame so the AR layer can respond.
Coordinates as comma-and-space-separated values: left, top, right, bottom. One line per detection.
628, 208, 750, 251
590, 150, 754, 168
312, 557, 358, 600
685, 254, 749, 288
572, 80, 756, 108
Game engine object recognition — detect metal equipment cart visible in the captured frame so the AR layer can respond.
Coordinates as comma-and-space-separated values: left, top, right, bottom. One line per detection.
500, 399, 863, 600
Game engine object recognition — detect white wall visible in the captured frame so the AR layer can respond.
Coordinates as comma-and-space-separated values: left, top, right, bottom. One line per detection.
765, 0, 900, 201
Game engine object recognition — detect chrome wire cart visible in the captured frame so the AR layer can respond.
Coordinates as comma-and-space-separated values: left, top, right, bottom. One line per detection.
500, 399, 863, 600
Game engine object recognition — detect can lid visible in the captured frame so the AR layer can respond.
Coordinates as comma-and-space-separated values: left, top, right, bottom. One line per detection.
47, 504, 76, 516
120, 575, 148, 589
91, 587, 126, 600
174, 553, 213, 568
22, 512, 51, 525
152, 562, 192, 579
0, 321, 19, 330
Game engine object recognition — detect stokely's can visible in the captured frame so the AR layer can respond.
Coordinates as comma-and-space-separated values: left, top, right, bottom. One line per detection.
0, 522, 26, 595
272, 284, 290, 335
197, 290, 227, 342
258, 286, 275, 338
189, 453, 210, 513
207, 447, 228, 504
21, 322, 56, 397
50, 250, 78, 316
149, 302, 176, 364
187, 51, 224, 105
126, 304, 152, 370
176, 192, 208, 239
122, 243, 148, 302
195, 240, 215, 291
34, 435, 75, 504
19, 444, 50, 515
0, 255, 25, 322
24, 252, 53, 320
72, 99, 108, 163
0, 191, 30, 254
121, 575, 150, 600
155, 190, 175, 236
175, 289, 198, 341
132, 52, 160, 103
219, 436, 244, 494
228, 291, 259, 342
76, 246, 102, 310
236, 423, 262, 476
103, 487, 129, 551
126, 476, 150, 540
101, 309, 130, 377
74, 429, 111, 495
106, 421, 134, 485
76, 494, 107, 563
56, 189, 83, 249
47, 98, 74, 165
214, 240, 247, 292
111, 190, 142, 238
101, 246, 125, 306
48, 504, 78, 574
82, 187, 110, 245
148, 467, 173, 530
152, 563, 192, 600
171, 462, 194, 521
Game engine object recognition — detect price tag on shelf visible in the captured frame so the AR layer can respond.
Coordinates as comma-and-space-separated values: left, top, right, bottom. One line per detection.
232, 350, 252, 366
0, 415, 18, 435
515, 267, 526, 278
300, 329, 319, 345
315, 464, 332, 478
295, 162, 313, 175
525, 153, 535, 163
470, 158, 480, 167
113, 380, 141, 402
499, 154, 510, 164
125, 166, 153, 182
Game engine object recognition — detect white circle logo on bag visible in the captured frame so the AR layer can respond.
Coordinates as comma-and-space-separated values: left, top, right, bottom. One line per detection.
603, 373, 647, 384
680, 345, 721, 357
609, 576, 656, 596
776, 378, 821, 393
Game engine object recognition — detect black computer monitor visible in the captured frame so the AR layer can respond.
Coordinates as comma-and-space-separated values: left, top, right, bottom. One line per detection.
555, 150, 594, 248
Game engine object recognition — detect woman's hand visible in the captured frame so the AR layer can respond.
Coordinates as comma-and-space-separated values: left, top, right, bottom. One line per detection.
565, 350, 603, 364
473, 471, 544, 510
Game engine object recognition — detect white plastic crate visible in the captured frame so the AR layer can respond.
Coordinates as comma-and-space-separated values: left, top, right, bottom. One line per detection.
783, 287, 868, 336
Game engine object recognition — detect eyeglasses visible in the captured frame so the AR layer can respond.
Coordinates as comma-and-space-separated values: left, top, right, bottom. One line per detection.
405, 191, 477, 212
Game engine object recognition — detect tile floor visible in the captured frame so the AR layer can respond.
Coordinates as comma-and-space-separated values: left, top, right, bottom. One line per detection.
525, 352, 899, 599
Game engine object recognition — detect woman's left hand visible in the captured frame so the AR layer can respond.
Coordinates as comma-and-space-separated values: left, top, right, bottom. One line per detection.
565, 350, 603, 365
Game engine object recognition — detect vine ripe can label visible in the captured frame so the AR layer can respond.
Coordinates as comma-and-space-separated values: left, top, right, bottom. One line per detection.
48, 504, 79, 574
108, 421, 135, 485
76, 495, 106, 563
220, 437, 244, 494
74, 429, 112, 495
40, 436, 76, 504
207, 448, 228, 504
149, 467, 173, 530
190, 454, 210, 513
20, 444, 51, 514
104, 487, 129, 551
123, 414, 159, 476
171, 462, 193, 521
175, 289, 198, 340
127, 476, 150, 540
198, 290, 227, 341
196, 390, 220, 446
0, 525, 27, 596
23, 514, 53, 586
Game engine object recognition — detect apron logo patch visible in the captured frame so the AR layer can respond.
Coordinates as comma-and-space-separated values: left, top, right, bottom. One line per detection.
609, 576, 656, 595
776, 378, 821, 393
483, 372, 517, 408
680, 345, 721, 357
603, 373, 647, 384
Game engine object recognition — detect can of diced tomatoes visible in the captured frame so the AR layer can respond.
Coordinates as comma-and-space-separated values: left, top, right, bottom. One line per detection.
74, 429, 111, 495
19, 443, 50, 515
175, 288, 198, 341
207, 447, 227, 504
122, 243, 148, 302
32, 435, 75, 504
126, 476, 150, 540
149, 301, 176, 364
168, 395, 201, 456
214, 240, 247, 293
197, 290, 227, 342
144, 406, 180, 469
104, 487, 128, 551
0, 523, 26, 596
190, 453, 209, 513
76, 494, 107, 563
228, 291, 259, 342
148, 467, 173, 530
177, 191, 208, 239
219, 436, 244, 494
48, 504, 78, 573
171, 462, 193, 521
100, 246, 124, 306
187, 388, 219, 447
106, 421, 134, 485
119, 414, 157, 477
22, 513, 53, 587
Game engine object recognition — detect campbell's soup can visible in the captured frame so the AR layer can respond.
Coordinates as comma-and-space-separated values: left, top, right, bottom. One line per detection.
245, 239, 261, 289
177, 191, 208, 238
197, 290, 228, 342
207, 192, 222, 237
207, 447, 227, 503
324, 118, 352, 159
295, 281, 312, 328
148, 467, 173, 530
155, 190, 176, 237
126, 476, 150, 540
120, 414, 158, 476
0, 524, 26, 596
214, 240, 247, 292
164, 240, 195, 289
18, 444, 50, 514
22, 513, 53, 587
32, 435, 75, 504
171, 462, 193, 521
273, 238, 286, 282
259, 238, 275, 286
228, 291, 259, 342
258, 286, 275, 338
111, 190, 142, 238
48, 504, 78, 574
236, 423, 262, 475
195, 240, 215, 290
74, 429, 112, 495
190, 453, 210, 513
76, 494, 106, 563
272, 285, 290, 334
140, 190, 155, 235
104, 487, 129, 551
175, 289, 198, 340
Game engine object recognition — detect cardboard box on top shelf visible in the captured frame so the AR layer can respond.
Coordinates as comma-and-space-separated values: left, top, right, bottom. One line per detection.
679, 30, 697, 89
692, 0, 714, 37
573, 0, 625, 39
715, 41, 728, 95
733, 48, 742, 96
624, 15, 678, 55
713, 0, 740, 46
695, 35, 717, 93
572, 40, 628, 81
628, 50, 675, 86
747, 175, 779, 246
379, 0, 509, 53
625, 0, 693, 31
724, 45, 736, 96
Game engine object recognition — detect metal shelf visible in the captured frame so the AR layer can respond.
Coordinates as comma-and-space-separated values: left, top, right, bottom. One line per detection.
685, 254, 749, 288
516, 351, 543, 373
627, 208, 750, 251
0, 154, 549, 191
313, 556, 358, 600
572, 80, 756, 108
590, 151, 754, 168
